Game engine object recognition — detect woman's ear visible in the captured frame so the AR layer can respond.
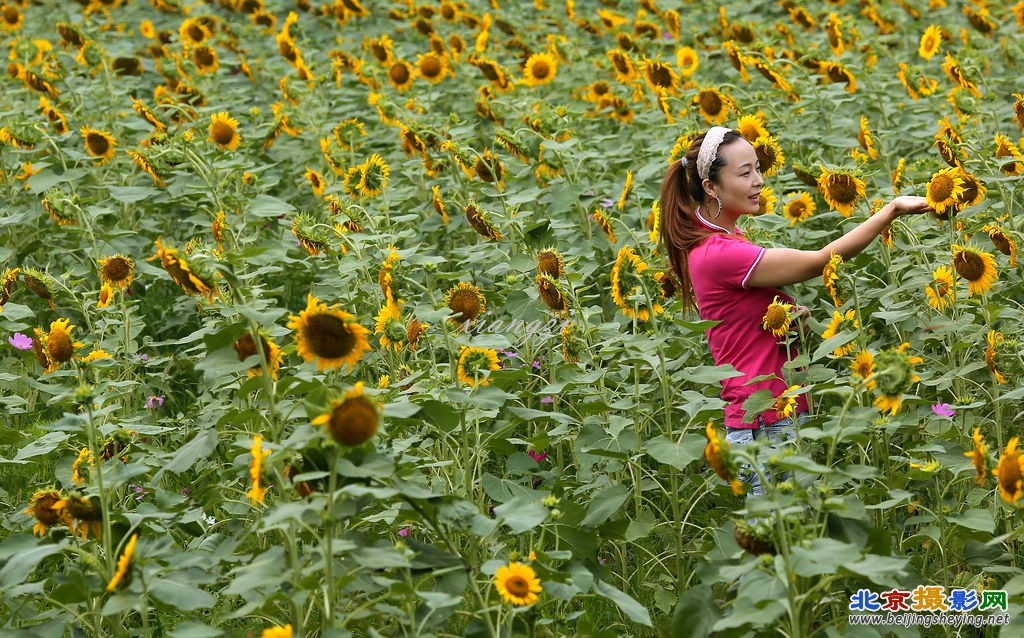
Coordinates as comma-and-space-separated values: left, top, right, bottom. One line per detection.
702, 178, 717, 198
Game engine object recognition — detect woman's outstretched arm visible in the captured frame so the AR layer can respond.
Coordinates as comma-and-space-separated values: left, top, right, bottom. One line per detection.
745, 196, 932, 289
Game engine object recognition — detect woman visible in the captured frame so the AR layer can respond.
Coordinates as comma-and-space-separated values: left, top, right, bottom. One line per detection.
660, 126, 931, 495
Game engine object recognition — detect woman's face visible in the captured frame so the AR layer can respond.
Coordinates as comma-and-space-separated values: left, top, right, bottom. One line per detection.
704, 138, 764, 216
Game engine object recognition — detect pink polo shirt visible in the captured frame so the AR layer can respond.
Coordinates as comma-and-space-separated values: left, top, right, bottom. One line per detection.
688, 210, 810, 429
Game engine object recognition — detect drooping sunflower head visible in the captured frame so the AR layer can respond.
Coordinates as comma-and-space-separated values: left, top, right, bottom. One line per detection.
406, 317, 427, 352
80, 127, 117, 163
537, 247, 565, 279
761, 295, 794, 338
358, 154, 390, 197
850, 349, 876, 389
704, 421, 742, 495
312, 382, 381, 446
606, 48, 635, 83
444, 281, 486, 326
287, 293, 371, 372
291, 213, 331, 257
964, 428, 990, 487
610, 245, 660, 322
56, 493, 102, 539
561, 321, 584, 364
373, 296, 406, 351
21, 267, 56, 307
465, 202, 504, 240
24, 489, 68, 536
953, 168, 985, 209
535, 273, 568, 316
1, 267, 18, 305
951, 244, 998, 297
473, 149, 504, 186
494, 561, 542, 606
981, 224, 1018, 267
925, 265, 956, 311
821, 309, 859, 357
821, 251, 848, 307
208, 112, 241, 151
150, 238, 219, 300
994, 437, 1024, 505
98, 255, 134, 290
457, 346, 501, 387
817, 166, 866, 217
751, 134, 785, 177
891, 158, 906, 193
233, 331, 282, 380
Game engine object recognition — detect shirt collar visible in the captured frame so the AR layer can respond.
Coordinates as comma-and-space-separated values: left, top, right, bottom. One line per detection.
696, 206, 743, 235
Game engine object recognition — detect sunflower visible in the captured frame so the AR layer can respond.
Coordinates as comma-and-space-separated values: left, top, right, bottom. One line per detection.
850, 350, 876, 389
1, 267, 18, 307
473, 150, 504, 186
736, 113, 768, 142
647, 201, 661, 246
96, 283, 114, 309
819, 61, 857, 92
179, 17, 211, 46
817, 166, 865, 217
457, 346, 501, 387
821, 250, 847, 308
560, 321, 584, 364
494, 561, 542, 606
783, 192, 815, 225
788, 6, 816, 29
872, 342, 923, 415
616, 170, 633, 209
890, 158, 906, 194
406, 317, 426, 351
953, 168, 985, 209
98, 255, 134, 290
55, 494, 102, 539
606, 48, 636, 83
22, 268, 56, 309
233, 331, 282, 380
106, 533, 138, 592
203, 113, 242, 152
373, 297, 406, 351
694, 87, 733, 125
301, 167, 325, 197
1013, 93, 1024, 130
610, 246, 662, 321
963, 428, 990, 487
752, 135, 785, 177
465, 203, 503, 240
981, 225, 1017, 267
387, 59, 414, 91
994, 437, 1024, 505
951, 244, 997, 296
2, 4, 23, 31
925, 265, 956, 310
312, 382, 380, 446
675, 46, 698, 77
762, 295, 793, 338
942, 53, 980, 98
416, 51, 447, 83
72, 447, 92, 486
46, 318, 81, 369
467, 54, 512, 91
445, 281, 486, 326
918, 25, 942, 59
32, 328, 51, 370
821, 309, 859, 357
592, 210, 616, 243
150, 238, 218, 300
641, 57, 677, 95
964, 5, 996, 34
774, 385, 802, 420
924, 167, 965, 217
23, 490, 67, 536
288, 293, 371, 372
192, 45, 218, 74
705, 421, 743, 495
358, 154, 390, 197
856, 116, 878, 160
721, 40, 751, 82
536, 273, 568, 316
985, 330, 1008, 385
523, 52, 557, 87
245, 435, 270, 505
537, 247, 565, 279
80, 127, 116, 163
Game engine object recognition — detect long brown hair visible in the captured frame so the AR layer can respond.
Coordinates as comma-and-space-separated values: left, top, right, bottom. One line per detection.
660, 129, 744, 310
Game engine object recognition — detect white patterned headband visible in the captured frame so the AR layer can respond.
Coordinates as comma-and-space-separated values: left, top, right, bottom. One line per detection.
696, 126, 731, 181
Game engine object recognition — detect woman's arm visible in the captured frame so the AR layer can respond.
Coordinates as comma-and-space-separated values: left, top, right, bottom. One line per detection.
745, 196, 932, 289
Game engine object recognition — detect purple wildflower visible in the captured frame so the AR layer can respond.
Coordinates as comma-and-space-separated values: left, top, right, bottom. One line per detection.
128, 483, 149, 501
540, 396, 554, 404
145, 395, 165, 410
600, 197, 615, 208
931, 403, 955, 418
498, 349, 519, 358
528, 449, 548, 462
531, 359, 541, 370
398, 527, 410, 537
8, 333, 32, 350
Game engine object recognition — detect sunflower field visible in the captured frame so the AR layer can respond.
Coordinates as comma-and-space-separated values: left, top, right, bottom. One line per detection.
2, 0, 1023, 636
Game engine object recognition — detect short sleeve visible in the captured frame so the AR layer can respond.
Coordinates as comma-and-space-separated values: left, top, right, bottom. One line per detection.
694, 235, 766, 289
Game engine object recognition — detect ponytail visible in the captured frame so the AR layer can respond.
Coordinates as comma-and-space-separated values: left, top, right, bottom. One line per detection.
659, 129, 744, 311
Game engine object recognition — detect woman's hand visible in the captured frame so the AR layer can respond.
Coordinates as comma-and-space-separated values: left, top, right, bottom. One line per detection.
887, 195, 933, 218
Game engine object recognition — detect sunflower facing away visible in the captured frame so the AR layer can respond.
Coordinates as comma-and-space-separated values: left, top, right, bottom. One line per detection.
233, 331, 282, 380
985, 330, 1008, 385
23, 490, 68, 536
964, 428, 989, 487
494, 561, 542, 606
850, 349, 876, 390
208, 112, 241, 150
705, 421, 743, 496
821, 309, 859, 357
872, 342, 923, 415
951, 244, 998, 296
288, 293, 372, 371
994, 437, 1024, 505
245, 435, 270, 505
373, 296, 407, 351
761, 295, 793, 338
981, 225, 1018, 267
312, 382, 380, 446
457, 346, 501, 387
81, 127, 116, 163
535, 273, 568, 316
106, 533, 139, 592
817, 166, 865, 217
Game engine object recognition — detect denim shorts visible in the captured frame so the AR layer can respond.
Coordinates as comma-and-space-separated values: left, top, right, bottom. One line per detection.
724, 412, 810, 497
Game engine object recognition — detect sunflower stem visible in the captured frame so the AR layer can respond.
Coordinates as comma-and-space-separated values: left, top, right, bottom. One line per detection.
84, 398, 114, 580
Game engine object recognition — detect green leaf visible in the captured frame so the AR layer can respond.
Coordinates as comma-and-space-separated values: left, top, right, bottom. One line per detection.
581, 484, 630, 527
109, 186, 160, 203
155, 428, 217, 478
248, 194, 296, 218
948, 509, 994, 534
5, 432, 69, 463
494, 497, 549, 534
149, 578, 217, 611
646, 436, 705, 471
680, 365, 745, 384
812, 330, 859, 361
0, 536, 67, 589
671, 583, 721, 638
167, 621, 225, 638
739, 390, 775, 425
593, 580, 652, 627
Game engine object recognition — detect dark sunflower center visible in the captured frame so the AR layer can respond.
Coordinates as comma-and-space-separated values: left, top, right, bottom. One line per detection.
195, 47, 215, 67
87, 133, 110, 155
1000, 459, 1020, 496
48, 330, 72, 362
449, 290, 481, 322
212, 121, 235, 145
3, 7, 19, 23
306, 314, 356, 359
928, 174, 954, 201
538, 253, 560, 277
828, 175, 857, 204
421, 56, 443, 77
531, 60, 552, 80
789, 201, 806, 216
957, 177, 977, 203
389, 63, 410, 84
440, 4, 455, 20
538, 280, 565, 310
990, 232, 1011, 255
328, 397, 378, 446
33, 494, 62, 525
954, 251, 984, 281
234, 333, 270, 365
611, 53, 630, 75
765, 306, 788, 329
23, 274, 52, 299
505, 575, 530, 597
647, 64, 671, 87
103, 258, 130, 281
186, 24, 205, 42
699, 91, 722, 115
371, 42, 388, 62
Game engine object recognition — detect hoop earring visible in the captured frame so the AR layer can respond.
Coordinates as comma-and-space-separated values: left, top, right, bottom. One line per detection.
711, 195, 724, 220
